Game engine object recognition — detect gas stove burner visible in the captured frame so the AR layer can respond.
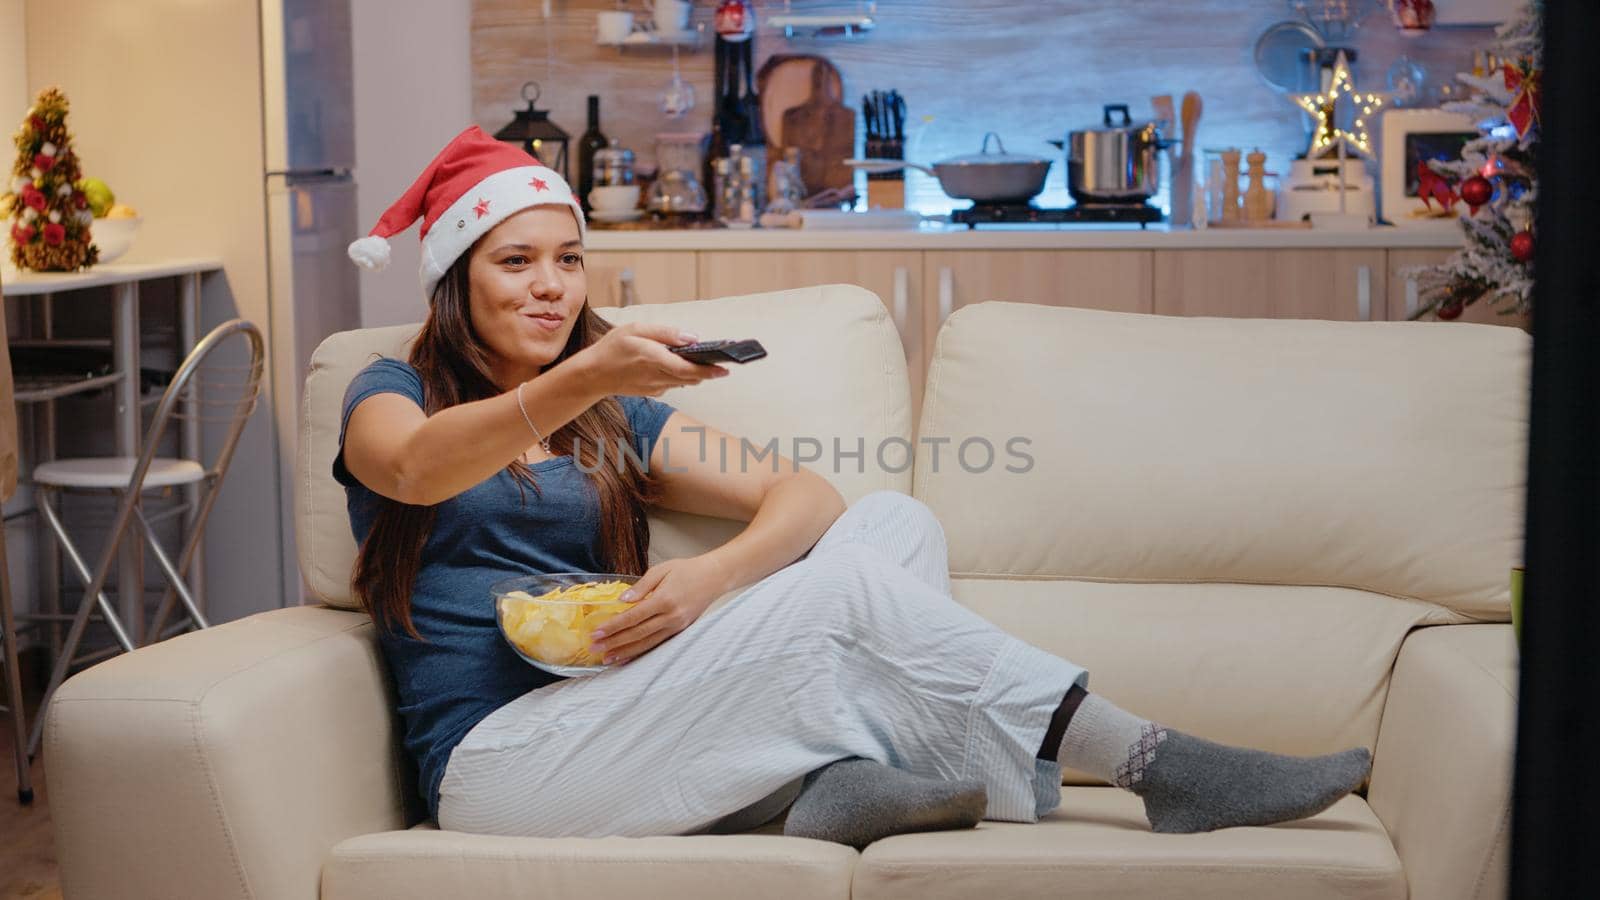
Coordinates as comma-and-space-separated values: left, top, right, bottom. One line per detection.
950, 202, 1165, 229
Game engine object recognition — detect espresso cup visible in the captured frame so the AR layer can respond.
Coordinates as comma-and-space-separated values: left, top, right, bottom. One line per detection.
590, 184, 641, 212
652, 0, 691, 35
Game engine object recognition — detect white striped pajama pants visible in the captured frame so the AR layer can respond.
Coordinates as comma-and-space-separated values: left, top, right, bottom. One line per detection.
436, 490, 1090, 837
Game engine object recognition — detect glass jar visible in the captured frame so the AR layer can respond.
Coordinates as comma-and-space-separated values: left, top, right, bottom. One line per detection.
1203, 149, 1227, 224
593, 138, 635, 187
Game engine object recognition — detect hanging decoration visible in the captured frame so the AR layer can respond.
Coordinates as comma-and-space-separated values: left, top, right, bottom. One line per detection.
1287, 50, 1389, 159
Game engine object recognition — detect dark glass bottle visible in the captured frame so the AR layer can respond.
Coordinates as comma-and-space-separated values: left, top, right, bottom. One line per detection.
576, 95, 607, 213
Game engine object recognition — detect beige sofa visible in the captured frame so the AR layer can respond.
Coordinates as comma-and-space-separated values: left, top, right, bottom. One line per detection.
45, 285, 1525, 900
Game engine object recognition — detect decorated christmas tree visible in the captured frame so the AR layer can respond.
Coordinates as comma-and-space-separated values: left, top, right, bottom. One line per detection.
1409, 0, 1541, 321
4, 86, 98, 271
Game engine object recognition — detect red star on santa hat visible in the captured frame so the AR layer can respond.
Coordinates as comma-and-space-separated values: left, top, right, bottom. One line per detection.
473, 198, 491, 218
530, 176, 549, 192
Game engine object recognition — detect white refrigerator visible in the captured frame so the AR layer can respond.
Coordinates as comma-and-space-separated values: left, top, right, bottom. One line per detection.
262, 0, 362, 603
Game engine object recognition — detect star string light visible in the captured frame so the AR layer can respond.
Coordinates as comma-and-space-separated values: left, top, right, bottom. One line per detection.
1288, 50, 1390, 159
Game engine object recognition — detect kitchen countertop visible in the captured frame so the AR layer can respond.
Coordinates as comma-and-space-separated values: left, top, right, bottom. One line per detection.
2, 257, 225, 296
585, 222, 1463, 252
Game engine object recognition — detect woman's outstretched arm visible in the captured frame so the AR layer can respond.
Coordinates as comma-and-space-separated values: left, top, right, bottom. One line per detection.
342, 321, 718, 506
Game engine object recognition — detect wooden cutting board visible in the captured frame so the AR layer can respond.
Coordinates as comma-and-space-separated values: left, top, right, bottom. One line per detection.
757, 54, 842, 150
781, 62, 855, 194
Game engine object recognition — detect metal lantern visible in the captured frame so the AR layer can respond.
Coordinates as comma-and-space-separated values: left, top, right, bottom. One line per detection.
494, 81, 571, 182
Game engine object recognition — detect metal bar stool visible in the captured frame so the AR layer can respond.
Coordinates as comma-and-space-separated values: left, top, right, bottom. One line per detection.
23, 319, 265, 760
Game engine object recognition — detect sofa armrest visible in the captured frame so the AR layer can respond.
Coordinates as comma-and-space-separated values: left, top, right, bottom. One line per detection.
1368, 624, 1517, 900
45, 606, 410, 900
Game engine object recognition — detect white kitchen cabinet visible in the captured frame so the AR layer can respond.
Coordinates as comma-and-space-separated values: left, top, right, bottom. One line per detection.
698, 250, 926, 415
1153, 249, 1385, 321
922, 250, 1153, 349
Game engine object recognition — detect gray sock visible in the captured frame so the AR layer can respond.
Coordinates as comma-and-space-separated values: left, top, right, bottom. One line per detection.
1058, 693, 1372, 833
782, 758, 987, 849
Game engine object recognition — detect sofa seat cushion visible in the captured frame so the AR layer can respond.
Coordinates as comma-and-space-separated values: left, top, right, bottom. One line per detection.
853, 787, 1404, 900
322, 824, 857, 900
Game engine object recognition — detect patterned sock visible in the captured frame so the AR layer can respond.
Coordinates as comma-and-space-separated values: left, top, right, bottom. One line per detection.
1057, 693, 1372, 833
782, 758, 987, 849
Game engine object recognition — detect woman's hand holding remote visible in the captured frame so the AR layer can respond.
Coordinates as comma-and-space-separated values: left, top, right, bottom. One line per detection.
574, 321, 730, 397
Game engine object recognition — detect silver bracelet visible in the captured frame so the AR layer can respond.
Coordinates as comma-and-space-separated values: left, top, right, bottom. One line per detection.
515, 381, 552, 453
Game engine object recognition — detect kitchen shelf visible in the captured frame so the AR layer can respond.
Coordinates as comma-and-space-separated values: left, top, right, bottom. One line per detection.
768, 14, 875, 39
599, 24, 705, 52
9, 338, 114, 349
13, 371, 124, 404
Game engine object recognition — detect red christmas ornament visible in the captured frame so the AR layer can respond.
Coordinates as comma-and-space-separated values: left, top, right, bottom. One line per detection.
21, 185, 46, 211
33, 153, 55, 171
11, 223, 35, 244
1460, 175, 1492, 214
42, 222, 66, 245
1511, 230, 1535, 263
1437, 301, 1463, 321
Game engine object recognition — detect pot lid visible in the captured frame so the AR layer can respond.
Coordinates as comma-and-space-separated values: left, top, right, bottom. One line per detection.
1075, 103, 1160, 134
936, 132, 1050, 166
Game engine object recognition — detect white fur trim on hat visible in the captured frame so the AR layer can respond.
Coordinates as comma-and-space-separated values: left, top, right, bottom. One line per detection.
419, 165, 585, 298
347, 234, 392, 271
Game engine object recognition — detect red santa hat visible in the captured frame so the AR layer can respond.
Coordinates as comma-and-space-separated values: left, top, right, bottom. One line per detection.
347, 125, 586, 298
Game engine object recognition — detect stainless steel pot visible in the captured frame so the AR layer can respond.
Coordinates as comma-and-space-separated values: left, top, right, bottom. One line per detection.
1063, 104, 1168, 204
848, 132, 1052, 204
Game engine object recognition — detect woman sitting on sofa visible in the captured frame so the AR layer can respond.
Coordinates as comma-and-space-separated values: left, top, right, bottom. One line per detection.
335, 127, 1372, 848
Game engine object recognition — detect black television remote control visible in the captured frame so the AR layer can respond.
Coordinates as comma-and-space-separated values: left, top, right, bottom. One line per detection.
669, 339, 768, 365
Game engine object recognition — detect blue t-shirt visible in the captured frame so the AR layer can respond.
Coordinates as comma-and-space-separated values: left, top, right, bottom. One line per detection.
332, 357, 676, 820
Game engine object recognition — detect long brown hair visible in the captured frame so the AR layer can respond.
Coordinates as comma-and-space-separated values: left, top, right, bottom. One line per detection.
352, 252, 660, 640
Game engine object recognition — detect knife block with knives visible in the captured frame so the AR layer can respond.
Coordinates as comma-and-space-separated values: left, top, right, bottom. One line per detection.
863, 88, 906, 209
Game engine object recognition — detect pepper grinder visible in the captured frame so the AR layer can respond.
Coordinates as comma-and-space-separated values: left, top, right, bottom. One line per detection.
1220, 148, 1243, 224
1244, 148, 1272, 223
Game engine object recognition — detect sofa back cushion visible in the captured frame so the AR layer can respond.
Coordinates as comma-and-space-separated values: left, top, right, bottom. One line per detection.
915, 303, 1529, 619
916, 303, 1528, 770
298, 284, 910, 607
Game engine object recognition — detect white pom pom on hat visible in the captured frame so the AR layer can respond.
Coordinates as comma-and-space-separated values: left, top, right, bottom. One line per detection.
347, 125, 586, 299
346, 234, 391, 271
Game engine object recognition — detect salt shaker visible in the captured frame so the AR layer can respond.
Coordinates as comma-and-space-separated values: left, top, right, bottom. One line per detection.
1244, 149, 1272, 223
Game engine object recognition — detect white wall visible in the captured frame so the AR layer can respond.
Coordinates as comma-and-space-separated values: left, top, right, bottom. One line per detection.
0, 0, 24, 116
351, 0, 472, 328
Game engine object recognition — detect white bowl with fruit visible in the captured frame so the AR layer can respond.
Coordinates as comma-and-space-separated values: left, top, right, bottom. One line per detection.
90, 206, 141, 263
77, 177, 140, 263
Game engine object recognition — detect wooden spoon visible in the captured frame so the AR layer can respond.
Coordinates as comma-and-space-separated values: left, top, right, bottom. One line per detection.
1180, 91, 1202, 161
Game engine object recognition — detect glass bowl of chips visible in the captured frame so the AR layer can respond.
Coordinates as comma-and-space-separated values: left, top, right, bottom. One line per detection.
492, 573, 640, 677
